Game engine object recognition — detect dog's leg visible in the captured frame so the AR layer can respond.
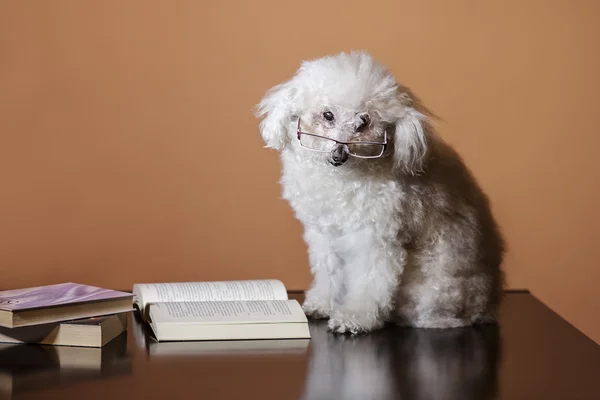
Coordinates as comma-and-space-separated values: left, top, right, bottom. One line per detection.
302, 228, 341, 319
327, 230, 406, 334
393, 231, 503, 329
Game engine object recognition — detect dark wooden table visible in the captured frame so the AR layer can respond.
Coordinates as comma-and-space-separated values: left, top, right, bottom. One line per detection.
1, 292, 598, 400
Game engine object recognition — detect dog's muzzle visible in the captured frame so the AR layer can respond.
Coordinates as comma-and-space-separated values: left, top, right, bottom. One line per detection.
329, 144, 349, 167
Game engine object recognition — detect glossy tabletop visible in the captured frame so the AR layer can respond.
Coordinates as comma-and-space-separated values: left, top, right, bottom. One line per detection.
1, 292, 599, 400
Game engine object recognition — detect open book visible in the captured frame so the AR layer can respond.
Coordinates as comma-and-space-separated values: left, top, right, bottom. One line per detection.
132, 280, 310, 342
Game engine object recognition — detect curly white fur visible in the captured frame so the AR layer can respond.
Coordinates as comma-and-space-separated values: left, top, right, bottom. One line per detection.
256, 51, 505, 334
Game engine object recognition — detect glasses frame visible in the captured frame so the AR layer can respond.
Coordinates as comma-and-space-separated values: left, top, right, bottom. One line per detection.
296, 118, 388, 159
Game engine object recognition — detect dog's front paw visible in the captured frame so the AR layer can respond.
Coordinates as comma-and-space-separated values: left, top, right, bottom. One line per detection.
327, 317, 363, 335
327, 312, 382, 335
302, 299, 330, 320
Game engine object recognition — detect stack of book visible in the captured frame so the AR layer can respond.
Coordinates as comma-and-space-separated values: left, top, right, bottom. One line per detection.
0, 282, 134, 348
0, 279, 312, 348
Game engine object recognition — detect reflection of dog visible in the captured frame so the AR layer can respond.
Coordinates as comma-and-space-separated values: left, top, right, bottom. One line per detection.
299, 322, 501, 400
256, 51, 505, 333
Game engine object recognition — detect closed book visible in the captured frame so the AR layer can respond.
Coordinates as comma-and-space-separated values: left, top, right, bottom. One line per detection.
0, 313, 127, 347
0, 283, 133, 328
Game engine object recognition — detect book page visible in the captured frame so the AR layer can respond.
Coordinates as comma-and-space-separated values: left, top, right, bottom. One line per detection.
147, 339, 310, 356
133, 280, 288, 310
149, 300, 307, 324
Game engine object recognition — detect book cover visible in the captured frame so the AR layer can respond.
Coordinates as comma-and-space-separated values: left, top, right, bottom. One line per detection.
0, 283, 133, 312
61, 314, 117, 325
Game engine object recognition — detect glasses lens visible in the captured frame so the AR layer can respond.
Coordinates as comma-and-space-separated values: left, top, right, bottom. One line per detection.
299, 134, 337, 152
348, 143, 385, 158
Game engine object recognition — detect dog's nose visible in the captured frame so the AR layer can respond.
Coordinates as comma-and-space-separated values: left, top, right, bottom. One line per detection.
330, 145, 349, 166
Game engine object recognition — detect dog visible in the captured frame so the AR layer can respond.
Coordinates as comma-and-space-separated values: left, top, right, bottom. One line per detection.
255, 51, 505, 334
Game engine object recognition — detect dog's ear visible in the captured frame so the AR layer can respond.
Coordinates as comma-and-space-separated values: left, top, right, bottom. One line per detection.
391, 88, 431, 175
255, 79, 298, 151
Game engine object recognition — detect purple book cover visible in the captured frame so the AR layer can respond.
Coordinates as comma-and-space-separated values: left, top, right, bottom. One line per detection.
0, 282, 133, 312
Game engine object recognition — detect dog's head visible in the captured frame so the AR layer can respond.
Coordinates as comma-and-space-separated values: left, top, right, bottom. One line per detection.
256, 51, 431, 174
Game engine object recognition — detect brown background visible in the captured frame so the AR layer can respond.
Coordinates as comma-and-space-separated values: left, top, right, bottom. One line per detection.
1, 1, 598, 343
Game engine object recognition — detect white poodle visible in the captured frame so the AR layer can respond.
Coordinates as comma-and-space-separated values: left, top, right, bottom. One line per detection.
255, 51, 505, 334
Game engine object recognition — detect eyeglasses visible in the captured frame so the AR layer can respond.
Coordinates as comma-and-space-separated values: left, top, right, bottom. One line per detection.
296, 118, 388, 159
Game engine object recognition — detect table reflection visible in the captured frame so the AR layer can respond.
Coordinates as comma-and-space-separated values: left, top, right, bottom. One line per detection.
0, 332, 132, 397
300, 320, 501, 400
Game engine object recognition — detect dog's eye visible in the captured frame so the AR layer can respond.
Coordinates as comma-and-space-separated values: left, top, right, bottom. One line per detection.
323, 111, 334, 121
